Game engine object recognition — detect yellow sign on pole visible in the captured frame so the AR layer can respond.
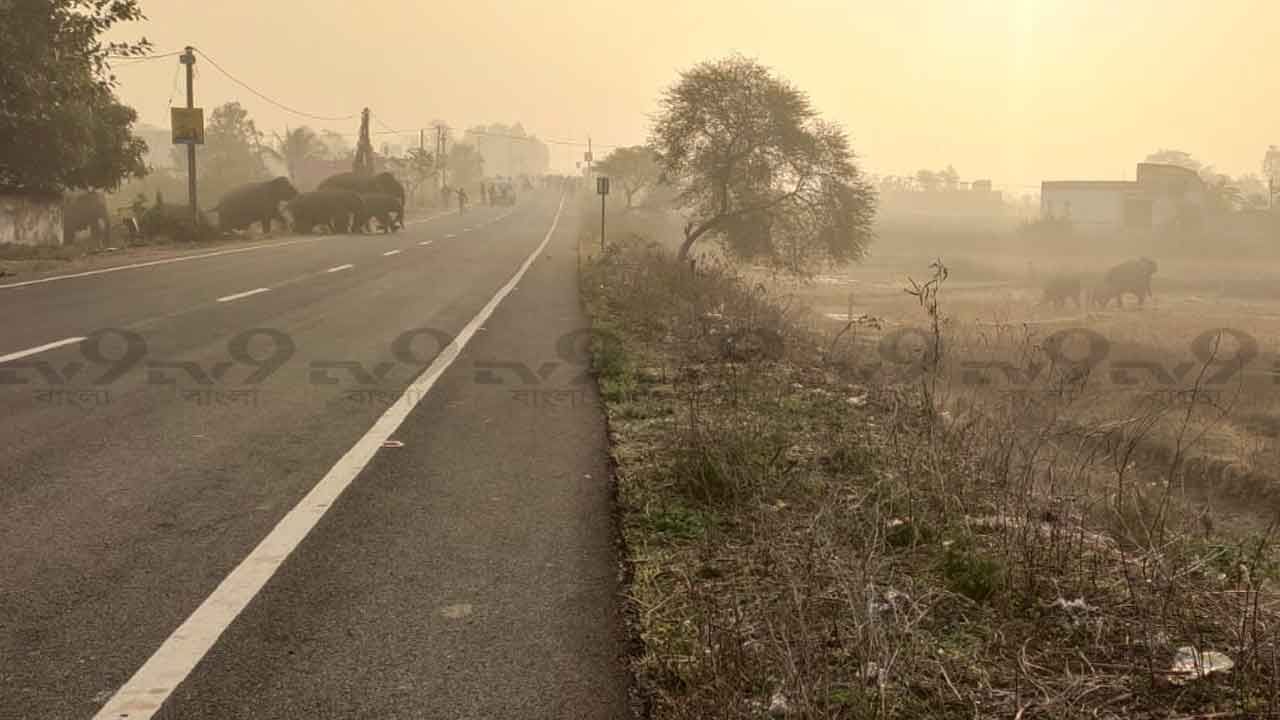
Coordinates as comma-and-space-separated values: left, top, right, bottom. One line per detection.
171, 108, 205, 145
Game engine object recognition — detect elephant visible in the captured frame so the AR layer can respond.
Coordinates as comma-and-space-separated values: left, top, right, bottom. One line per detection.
357, 192, 404, 233
63, 192, 110, 244
212, 177, 299, 234
318, 171, 406, 209
1093, 257, 1158, 309
287, 190, 366, 234
1041, 274, 1083, 309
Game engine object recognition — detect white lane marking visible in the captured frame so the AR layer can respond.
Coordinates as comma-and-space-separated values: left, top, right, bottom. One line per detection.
0, 237, 324, 290
215, 287, 270, 303
326, 264, 354, 274
445, 233, 457, 239
92, 195, 567, 720
403, 209, 456, 226
382, 250, 402, 257
0, 336, 86, 364
418, 240, 433, 247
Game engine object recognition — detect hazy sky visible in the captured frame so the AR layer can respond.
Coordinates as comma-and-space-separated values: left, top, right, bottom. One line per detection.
109, 0, 1278, 191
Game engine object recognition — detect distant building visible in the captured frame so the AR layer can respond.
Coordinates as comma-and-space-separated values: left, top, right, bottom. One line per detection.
878, 180, 1006, 221
1041, 163, 1205, 235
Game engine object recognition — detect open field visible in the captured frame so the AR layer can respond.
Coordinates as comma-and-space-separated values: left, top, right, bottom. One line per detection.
587, 205, 1280, 718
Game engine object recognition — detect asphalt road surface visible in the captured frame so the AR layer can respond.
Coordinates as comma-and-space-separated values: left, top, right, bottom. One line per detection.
0, 191, 630, 719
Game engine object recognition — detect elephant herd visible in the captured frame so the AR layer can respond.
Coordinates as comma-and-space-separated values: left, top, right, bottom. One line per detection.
211, 171, 406, 236
1041, 257, 1158, 310
61, 171, 408, 245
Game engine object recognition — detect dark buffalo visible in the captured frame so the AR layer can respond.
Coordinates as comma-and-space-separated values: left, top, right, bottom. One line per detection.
1041, 274, 1083, 309
1093, 257, 1157, 309
212, 177, 299, 234
63, 192, 110, 244
358, 192, 404, 233
287, 190, 366, 234
318, 171, 406, 208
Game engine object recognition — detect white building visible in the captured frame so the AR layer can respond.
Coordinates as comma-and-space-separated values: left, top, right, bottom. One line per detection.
1041, 163, 1205, 235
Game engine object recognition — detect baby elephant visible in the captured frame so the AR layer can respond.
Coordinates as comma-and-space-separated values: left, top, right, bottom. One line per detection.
1041, 274, 1083, 310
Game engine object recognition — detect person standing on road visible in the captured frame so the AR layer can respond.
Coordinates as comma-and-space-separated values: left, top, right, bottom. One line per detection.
457, 187, 468, 214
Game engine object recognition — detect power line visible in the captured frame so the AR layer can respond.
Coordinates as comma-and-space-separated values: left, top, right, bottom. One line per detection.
107, 50, 184, 62
192, 47, 358, 123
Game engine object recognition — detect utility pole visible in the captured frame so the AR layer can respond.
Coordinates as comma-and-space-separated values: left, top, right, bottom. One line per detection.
180, 47, 197, 225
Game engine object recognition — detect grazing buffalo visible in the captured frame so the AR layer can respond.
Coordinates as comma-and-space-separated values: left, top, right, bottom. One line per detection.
287, 190, 366, 234
63, 192, 110, 244
1093, 257, 1158, 309
318, 171, 406, 209
212, 177, 299, 234
358, 192, 404, 233
1041, 274, 1083, 309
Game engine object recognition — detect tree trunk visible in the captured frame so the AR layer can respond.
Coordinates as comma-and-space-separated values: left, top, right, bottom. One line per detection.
678, 229, 697, 260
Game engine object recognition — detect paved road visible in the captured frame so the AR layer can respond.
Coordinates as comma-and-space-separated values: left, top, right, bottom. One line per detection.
0, 192, 629, 719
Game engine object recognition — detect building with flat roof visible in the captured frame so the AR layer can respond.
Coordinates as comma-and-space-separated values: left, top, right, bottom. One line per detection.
1041, 163, 1205, 235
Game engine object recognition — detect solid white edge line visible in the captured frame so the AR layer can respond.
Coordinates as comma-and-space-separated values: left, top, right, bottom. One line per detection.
326, 264, 354, 273
0, 238, 324, 290
91, 195, 566, 720
215, 287, 270, 303
382, 250, 402, 257
0, 336, 86, 364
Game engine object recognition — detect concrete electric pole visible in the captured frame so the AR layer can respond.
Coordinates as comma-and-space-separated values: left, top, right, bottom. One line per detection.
180, 47, 198, 225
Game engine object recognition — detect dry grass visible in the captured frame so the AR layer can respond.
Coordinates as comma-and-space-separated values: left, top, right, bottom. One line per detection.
582, 213, 1280, 719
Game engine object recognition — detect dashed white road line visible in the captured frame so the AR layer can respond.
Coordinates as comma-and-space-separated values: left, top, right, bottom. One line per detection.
0, 336, 86, 364
326, 264, 355, 273
0, 237, 324, 290
382, 250, 402, 257
215, 287, 270, 303
91, 195, 568, 720
418, 240, 433, 247
445, 233, 457, 239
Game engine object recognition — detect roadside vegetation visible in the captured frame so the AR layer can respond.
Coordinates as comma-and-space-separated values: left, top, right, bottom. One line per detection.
583, 56, 1280, 719
582, 207, 1280, 719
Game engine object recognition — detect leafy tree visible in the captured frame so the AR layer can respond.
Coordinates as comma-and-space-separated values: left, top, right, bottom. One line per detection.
271, 126, 325, 181
1145, 149, 1204, 174
596, 146, 660, 208
446, 144, 484, 189
651, 55, 875, 270
1265, 146, 1280, 206
174, 102, 273, 200
1202, 174, 1242, 214
0, 0, 149, 193
914, 169, 940, 192
939, 165, 960, 191
385, 147, 435, 206
320, 130, 353, 162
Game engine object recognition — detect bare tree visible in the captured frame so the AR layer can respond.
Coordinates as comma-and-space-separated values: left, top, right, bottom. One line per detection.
651, 55, 875, 271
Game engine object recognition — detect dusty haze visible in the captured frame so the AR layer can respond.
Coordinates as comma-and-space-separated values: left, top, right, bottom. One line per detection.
109, 0, 1276, 183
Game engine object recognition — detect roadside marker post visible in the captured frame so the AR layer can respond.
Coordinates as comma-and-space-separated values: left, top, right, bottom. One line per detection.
597, 176, 610, 253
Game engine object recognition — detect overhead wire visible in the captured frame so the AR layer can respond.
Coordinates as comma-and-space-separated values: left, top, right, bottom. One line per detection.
192, 47, 358, 122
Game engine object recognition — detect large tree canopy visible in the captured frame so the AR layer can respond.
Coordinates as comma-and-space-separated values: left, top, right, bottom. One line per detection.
650, 55, 875, 272
0, 0, 150, 194
597, 146, 660, 208
175, 101, 274, 201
